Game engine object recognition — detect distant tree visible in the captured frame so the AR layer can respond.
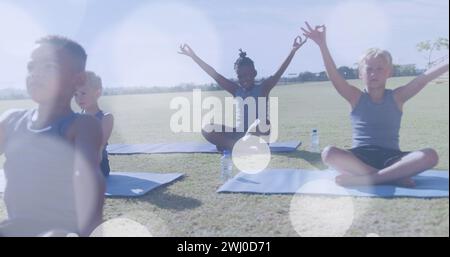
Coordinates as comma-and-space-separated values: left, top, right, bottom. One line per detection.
417, 38, 449, 68
337, 66, 357, 79
317, 71, 328, 81
393, 64, 417, 77
298, 71, 316, 82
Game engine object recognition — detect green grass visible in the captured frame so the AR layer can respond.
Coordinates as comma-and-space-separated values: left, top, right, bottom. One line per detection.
0, 76, 448, 236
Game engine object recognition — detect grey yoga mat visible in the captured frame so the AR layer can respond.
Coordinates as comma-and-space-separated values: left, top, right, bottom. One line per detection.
217, 169, 449, 198
106, 141, 302, 155
0, 170, 183, 197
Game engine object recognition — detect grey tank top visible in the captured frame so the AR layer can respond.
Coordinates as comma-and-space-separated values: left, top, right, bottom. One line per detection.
2, 109, 79, 233
234, 83, 269, 132
351, 89, 402, 150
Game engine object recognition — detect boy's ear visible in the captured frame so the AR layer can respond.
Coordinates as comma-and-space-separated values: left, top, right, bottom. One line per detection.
253, 69, 258, 78
73, 71, 87, 89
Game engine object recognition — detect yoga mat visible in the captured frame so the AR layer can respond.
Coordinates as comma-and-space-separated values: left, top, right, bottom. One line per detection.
217, 169, 449, 198
107, 141, 301, 155
0, 170, 183, 197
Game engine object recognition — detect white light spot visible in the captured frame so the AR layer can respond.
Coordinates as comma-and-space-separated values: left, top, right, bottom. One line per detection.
289, 179, 355, 237
232, 135, 271, 174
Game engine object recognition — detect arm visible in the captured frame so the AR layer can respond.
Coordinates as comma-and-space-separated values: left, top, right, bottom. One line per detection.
262, 36, 307, 95
301, 22, 361, 107
394, 60, 449, 105
179, 44, 239, 95
100, 114, 114, 148
72, 116, 105, 236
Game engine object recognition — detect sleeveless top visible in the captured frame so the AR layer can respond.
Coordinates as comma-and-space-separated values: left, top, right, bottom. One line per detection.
93, 110, 110, 177
234, 83, 270, 133
2, 109, 79, 233
351, 89, 402, 150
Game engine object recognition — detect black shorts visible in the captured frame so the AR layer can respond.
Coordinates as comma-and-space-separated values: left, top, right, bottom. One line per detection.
223, 126, 271, 141
349, 145, 410, 170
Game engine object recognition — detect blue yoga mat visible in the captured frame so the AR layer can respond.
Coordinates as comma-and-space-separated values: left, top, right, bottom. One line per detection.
107, 141, 302, 155
217, 169, 449, 198
0, 170, 183, 197
105, 172, 183, 197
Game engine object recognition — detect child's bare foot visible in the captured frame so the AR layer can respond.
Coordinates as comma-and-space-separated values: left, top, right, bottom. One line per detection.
394, 177, 416, 188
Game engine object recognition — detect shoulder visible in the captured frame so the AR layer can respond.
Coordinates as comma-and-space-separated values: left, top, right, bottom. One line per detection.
350, 89, 365, 110
385, 88, 395, 94
388, 88, 400, 100
0, 109, 28, 130
392, 86, 404, 98
0, 109, 28, 123
0, 109, 29, 150
390, 88, 405, 111
261, 76, 276, 87
102, 112, 114, 122
259, 76, 278, 95
100, 113, 114, 128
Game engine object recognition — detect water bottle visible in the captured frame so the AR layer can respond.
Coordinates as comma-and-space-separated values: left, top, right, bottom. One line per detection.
220, 150, 233, 182
310, 129, 320, 153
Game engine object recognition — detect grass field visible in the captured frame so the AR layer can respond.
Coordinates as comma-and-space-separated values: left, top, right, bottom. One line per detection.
0, 76, 448, 236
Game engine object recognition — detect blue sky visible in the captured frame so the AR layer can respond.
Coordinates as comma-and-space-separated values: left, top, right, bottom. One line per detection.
0, 0, 448, 89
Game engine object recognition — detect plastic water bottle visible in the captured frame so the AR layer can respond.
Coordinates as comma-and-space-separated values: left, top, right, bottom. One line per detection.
220, 150, 233, 182
310, 129, 320, 153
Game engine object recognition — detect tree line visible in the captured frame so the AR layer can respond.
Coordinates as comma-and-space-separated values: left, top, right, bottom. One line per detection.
2, 35, 448, 100
279, 63, 421, 84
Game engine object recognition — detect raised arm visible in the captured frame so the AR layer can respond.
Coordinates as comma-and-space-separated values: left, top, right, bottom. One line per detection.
72, 116, 105, 236
178, 44, 239, 95
301, 22, 361, 107
394, 59, 449, 105
262, 36, 307, 95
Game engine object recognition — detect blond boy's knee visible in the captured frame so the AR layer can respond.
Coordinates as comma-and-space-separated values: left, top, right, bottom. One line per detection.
321, 145, 338, 163
421, 148, 439, 168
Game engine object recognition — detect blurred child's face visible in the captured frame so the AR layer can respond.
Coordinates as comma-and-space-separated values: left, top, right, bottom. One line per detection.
26, 43, 84, 104
236, 65, 257, 90
359, 56, 392, 89
74, 84, 100, 110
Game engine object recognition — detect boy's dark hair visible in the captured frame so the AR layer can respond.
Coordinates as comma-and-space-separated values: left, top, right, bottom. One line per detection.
234, 49, 255, 71
36, 35, 87, 72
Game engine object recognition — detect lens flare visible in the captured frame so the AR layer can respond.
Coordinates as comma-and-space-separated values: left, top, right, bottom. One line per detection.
289, 179, 355, 237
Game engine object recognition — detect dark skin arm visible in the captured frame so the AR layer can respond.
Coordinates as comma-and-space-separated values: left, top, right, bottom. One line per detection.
179, 44, 239, 95
262, 36, 307, 96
